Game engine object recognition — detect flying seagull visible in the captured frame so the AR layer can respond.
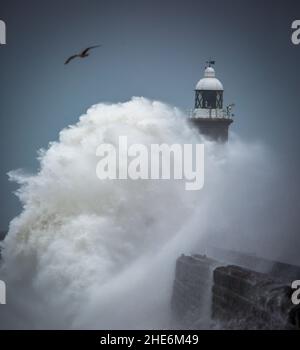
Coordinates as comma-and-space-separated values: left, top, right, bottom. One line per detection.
64, 45, 101, 65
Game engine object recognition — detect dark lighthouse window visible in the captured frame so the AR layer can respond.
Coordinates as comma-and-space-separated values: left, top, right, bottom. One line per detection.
195, 90, 223, 109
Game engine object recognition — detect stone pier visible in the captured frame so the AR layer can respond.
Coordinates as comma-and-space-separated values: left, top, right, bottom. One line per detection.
171, 254, 300, 329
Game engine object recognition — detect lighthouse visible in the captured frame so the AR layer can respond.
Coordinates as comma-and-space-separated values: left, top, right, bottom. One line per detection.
190, 61, 234, 142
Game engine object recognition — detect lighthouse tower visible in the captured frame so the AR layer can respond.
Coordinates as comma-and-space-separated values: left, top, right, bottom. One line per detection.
190, 61, 234, 142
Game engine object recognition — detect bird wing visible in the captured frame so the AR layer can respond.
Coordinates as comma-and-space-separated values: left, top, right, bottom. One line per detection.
81, 45, 101, 56
64, 54, 79, 65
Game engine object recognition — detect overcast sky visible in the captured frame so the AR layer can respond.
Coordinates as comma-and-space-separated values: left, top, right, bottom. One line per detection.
0, 0, 300, 229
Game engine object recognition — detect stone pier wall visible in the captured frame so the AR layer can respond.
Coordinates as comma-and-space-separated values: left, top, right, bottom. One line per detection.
212, 265, 298, 329
171, 254, 300, 329
171, 254, 219, 328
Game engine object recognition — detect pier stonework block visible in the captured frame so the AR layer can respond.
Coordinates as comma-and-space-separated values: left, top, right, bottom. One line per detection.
171, 254, 300, 329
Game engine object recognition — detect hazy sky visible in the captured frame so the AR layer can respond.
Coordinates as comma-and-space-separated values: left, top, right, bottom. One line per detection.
0, 0, 300, 229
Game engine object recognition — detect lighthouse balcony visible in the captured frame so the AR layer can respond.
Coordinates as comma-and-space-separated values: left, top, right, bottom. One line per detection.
190, 108, 233, 120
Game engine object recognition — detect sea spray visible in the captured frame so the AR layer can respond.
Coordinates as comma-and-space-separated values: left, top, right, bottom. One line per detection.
0, 97, 287, 329
0, 97, 201, 328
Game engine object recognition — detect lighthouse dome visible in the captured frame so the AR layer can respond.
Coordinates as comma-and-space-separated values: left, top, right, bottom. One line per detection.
195, 66, 223, 91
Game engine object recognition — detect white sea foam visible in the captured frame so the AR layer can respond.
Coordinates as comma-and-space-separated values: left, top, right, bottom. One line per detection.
0, 97, 286, 329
